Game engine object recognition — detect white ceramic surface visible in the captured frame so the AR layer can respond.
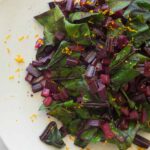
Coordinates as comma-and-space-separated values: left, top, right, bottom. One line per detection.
0, 0, 150, 150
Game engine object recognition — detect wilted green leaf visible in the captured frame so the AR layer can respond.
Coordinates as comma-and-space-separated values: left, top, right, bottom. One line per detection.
109, 122, 140, 150
133, 29, 150, 47
69, 11, 104, 23
108, 0, 131, 12
107, 19, 125, 37
44, 28, 55, 46
64, 19, 91, 45
111, 53, 150, 91
75, 128, 98, 148
49, 106, 76, 126
140, 102, 150, 132
51, 66, 85, 79
45, 122, 65, 148
76, 108, 91, 119
61, 78, 89, 97
91, 130, 104, 143
68, 119, 82, 135
80, 128, 98, 141
121, 89, 136, 109
136, 0, 150, 11
110, 46, 131, 69
74, 138, 89, 148
50, 41, 69, 67
35, 6, 65, 33
111, 61, 139, 91
123, 0, 150, 47
34, 6, 66, 47
108, 92, 121, 115
38, 41, 69, 70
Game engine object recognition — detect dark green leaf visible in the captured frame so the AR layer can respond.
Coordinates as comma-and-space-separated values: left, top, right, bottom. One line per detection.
61, 78, 89, 97
34, 6, 65, 33
64, 19, 91, 45
136, 0, 150, 11
51, 66, 85, 79
74, 138, 89, 148
129, 53, 150, 62
68, 119, 82, 135
48, 104, 76, 126
51, 51, 81, 70
126, 20, 150, 48
63, 100, 77, 107
82, 94, 91, 102
44, 28, 55, 46
74, 128, 98, 148
71, 51, 81, 58
34, 6, 66, 48
123, 0, 150, 47
132, 29, 150, 47
36, 45, 46, 59
69, 11, 104, 23
76, 108, 91, 119
111, 61, 139, 91
39, 41, 69, 70
108, 92, 121, 115
80, 128, 98, 141
45, 122, 65, 148
109, 122, 140, 150
131, 11, 150, 22
107, 19, 124, 38
49, 41, 69, 67
124, 0, 150, 18
39, 41, 82, 70
91, 130, 104, 143
108, 0, 131, 12
48, 101, 59, 111
111, 53, 149, 91
49, 100, 78, 110
110, 46, 131, 69
124, 1, 139, 17
48, 100, 77, 125
140, 102, 150, 132
121, 88, 136, 109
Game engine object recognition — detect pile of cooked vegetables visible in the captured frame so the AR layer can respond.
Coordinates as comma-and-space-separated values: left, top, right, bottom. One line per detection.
25, 0, 150, 149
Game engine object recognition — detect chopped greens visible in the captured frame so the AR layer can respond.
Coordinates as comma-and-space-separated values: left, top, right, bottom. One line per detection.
26, 0, 150, 149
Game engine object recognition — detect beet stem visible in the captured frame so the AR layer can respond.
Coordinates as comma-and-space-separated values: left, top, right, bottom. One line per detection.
133, 134, 150, 149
